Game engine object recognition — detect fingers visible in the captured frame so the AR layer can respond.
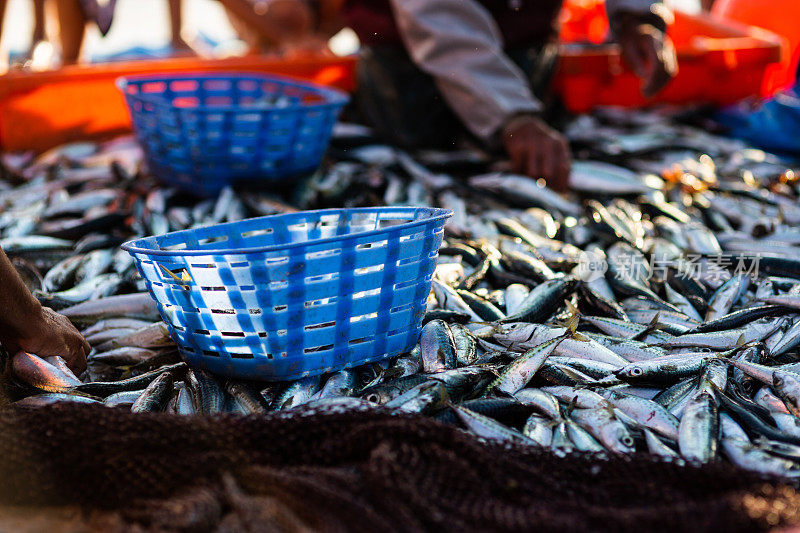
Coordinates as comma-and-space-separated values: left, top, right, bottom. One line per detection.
43, 306, 89, 374
501, 115, 572, 191
622, 28, 677, 98
80, 334, 91, 356
62, 337, 88, 375
521, 138, 570, 191
525, 145, 541, 180
508, 143, 527, 175
620, 38, 647, 79
642, 35, 677, 98
553, 138, 572, 192
540, 145, 555, 185
67, 330, 89, 375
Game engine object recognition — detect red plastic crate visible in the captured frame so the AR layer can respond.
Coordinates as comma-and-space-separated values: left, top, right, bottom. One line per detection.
553, 9, 783, 113
712, 0, 800, 95
0, 54, 356, 153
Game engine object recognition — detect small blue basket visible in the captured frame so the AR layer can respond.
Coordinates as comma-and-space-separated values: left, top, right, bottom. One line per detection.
117, 72, 349, 196
121, 207, 452, 381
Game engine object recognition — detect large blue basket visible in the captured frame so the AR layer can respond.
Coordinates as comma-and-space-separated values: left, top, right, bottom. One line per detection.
121, 207, 452, 381
117, 72, 349, 196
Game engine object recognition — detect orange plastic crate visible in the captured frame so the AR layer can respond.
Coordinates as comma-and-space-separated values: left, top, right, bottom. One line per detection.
553, 10, 783, 113
0, 54, 356, 152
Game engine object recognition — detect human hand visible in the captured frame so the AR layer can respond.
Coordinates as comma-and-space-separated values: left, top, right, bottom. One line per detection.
617, 22, 678, 98
501, 114, 571, 192
2, 306, 89, 375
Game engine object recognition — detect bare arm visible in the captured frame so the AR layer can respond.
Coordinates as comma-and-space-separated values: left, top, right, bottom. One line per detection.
0, 249, 43, 340
0, 248, 89, 373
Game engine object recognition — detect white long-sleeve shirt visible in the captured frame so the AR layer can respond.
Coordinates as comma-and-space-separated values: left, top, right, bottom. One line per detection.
388, 0, 670, 141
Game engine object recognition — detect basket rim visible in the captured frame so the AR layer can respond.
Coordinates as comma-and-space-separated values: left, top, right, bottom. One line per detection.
115, 71, 350, 112
121, 206, 452, 257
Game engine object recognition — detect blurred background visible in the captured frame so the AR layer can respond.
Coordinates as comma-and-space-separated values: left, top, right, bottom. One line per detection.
0, 0, 700, 67
0, 0, 362, 67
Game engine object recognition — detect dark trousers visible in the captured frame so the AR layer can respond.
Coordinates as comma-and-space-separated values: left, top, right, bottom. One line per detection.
354, 42, 560, 150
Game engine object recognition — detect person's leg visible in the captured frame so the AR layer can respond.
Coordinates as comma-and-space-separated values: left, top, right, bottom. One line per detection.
0, 0, 7, 70
168, 0, 192, 52
53, 0, 86, 64
355, 45, 463, 149
20, 0, 47, 61
32, 0, 45, 44
0, 0, 7, 50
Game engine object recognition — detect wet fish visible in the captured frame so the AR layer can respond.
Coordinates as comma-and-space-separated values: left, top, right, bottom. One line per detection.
12, 352, 82, 393
131, 372, 174, 413
3, 103, 800, 478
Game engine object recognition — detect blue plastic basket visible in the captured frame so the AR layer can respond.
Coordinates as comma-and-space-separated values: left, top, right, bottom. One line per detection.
121, 207, 452, 381
117, 72, 349, 196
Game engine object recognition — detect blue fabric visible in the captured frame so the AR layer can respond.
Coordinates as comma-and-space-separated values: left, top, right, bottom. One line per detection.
715, 85, 800, 155
122, 207, 452, 381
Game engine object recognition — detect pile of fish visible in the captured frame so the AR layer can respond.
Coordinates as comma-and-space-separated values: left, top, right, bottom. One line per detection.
4, 109, 800, 478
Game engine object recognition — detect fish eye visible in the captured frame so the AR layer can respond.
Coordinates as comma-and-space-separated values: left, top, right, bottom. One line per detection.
366, 393, 381, 404
630, 367, 643, 377
622, 436, 634, 447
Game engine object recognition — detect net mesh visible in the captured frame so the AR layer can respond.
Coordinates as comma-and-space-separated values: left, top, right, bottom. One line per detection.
1, 403, 800, 531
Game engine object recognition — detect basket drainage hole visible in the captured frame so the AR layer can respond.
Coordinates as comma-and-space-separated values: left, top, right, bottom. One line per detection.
211, 309, 236, 315
394, 279, 416, 290
230, 352, 254, 359
241, 229, 274, 238
158, 242, 185, 253
305, 321, 335, 331
199, 236, 229, 246
202, 350, 220, 357
202, 286, 226, 292
349, 337, 369, 346
221, 331, 246, 337
304, 344, 334, 354
194, 329, 211, 335
351, 313, 378, 323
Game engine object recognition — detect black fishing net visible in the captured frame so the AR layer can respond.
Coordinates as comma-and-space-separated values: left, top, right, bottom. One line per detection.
1, 403, 799, 532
